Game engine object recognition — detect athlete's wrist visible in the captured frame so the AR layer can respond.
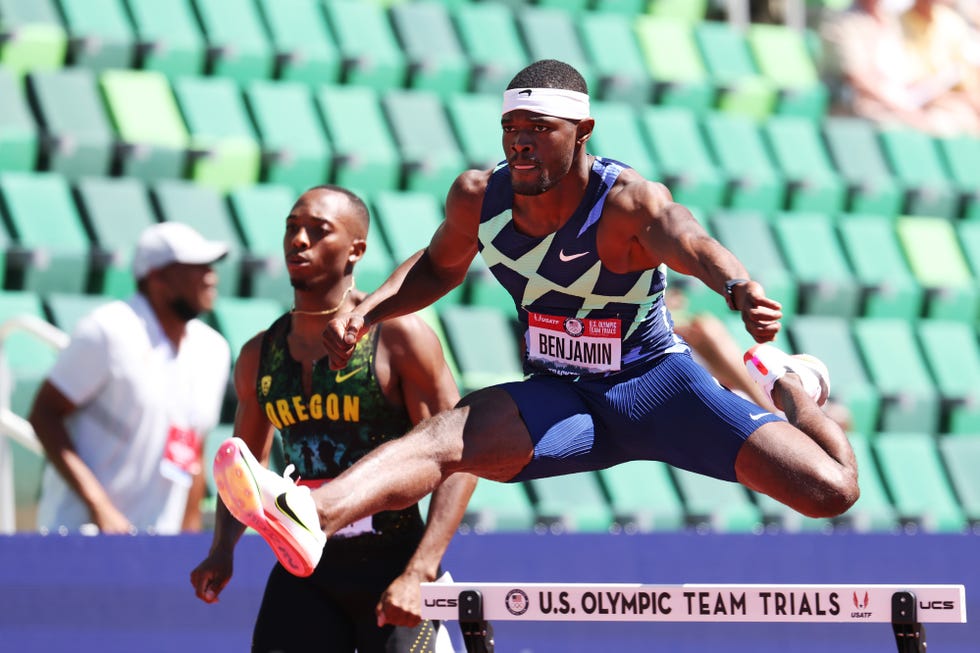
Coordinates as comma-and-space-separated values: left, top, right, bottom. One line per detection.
724, 278, 750, 311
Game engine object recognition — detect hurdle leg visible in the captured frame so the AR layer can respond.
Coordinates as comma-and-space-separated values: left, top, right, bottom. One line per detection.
458, 590, 495, 653
891, 591, 927, 653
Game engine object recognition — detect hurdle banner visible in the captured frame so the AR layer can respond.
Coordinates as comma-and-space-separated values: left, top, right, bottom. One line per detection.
421, 583, 966, 653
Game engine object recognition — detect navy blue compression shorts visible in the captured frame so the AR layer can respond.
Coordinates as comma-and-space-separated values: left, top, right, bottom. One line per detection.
500, 351, 783, 483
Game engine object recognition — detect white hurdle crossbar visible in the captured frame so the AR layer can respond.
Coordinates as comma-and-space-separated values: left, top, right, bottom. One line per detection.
421, 582, 967, 653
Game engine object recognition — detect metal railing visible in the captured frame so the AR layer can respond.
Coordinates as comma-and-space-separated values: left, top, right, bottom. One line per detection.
0, 315, 68, 534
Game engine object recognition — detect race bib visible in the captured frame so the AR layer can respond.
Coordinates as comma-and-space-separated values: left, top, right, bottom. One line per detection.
160, 425, 202, 488
527, 312, 622, 375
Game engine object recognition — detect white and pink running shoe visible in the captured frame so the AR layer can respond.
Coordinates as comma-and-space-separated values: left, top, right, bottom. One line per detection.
213, 437, 325, 577
744, 343, 831, 408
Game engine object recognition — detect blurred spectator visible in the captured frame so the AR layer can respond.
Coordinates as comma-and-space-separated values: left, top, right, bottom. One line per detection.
821, 0, 980, 135
29, 222, 231, 534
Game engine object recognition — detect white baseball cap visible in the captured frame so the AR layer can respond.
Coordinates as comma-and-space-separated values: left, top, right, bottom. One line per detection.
132, 222, 229, 279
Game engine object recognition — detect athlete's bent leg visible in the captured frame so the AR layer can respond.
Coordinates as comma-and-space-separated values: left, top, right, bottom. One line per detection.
734, 374, 859, 518
312, 387, 534, 536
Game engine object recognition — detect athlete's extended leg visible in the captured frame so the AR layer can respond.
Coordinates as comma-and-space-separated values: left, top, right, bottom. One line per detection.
312, 387, 534, 536
735, 346, 859, 518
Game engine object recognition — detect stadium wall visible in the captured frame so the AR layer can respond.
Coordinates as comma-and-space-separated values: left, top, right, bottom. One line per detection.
0, 532, 976, 652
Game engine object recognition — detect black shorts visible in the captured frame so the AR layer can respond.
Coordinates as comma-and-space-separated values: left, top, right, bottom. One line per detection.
252, 532, 442, 653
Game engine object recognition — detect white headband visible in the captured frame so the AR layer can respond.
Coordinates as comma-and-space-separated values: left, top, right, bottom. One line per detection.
501, 87, 590, 120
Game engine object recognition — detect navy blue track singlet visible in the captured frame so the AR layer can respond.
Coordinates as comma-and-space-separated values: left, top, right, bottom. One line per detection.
477, 156, 688, 380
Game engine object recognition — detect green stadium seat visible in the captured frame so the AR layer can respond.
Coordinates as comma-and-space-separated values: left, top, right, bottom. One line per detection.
389, 2, 469, 96
254, 0, 341, 86
100, 69, 189, 181
762, 115, 846, 213
937, 434, 980, 525
151, 180, 245, 297
74, 176, 158, 299
316, 84, 400, 194
788, 315, 880, 436
0, 66, 39, 171
701, 112, 785, 212
439, 304, 523, 393
598, 460, 685, 532
746, 24, 828, 120
27, 68, 114, 178
710, 210, 798, 317
936, 135, 980, 221
534, 0, 589, 12
370, 191, 442, 265
957, 220, 980, 281
578, 12, 652, 106
358, 224, 398, 298
843, 431, 897, 532
873, 431, 965, 532
461, 479, 536, 533
245, 80, 332, 194
172, 75, 261, 193
445, 93, 503, 171
322, 0, 406, 92
694, 21, 777, 121
836, 213, 923, 319
641, 107, 724, 210
210, 295, 284, 362
526, 472, 614, 533
916, 320, 980, 434
451, 2, 527, 95
852, 317, 940, 434
878, 127, 959, 220
592, 0, 646, 13
56, 0, 135, 72
634, 16, 714, 114
671, 468, 761, 532
192, 0, 275, 85
369, 189, 465, 306
0, 172, 90, 295
514, 8, 597, 97
123, 0, 206, 79
589, 100, 658, 181
770, 212, 860, 317
0, 0, 67, 75
0, 290, 59, 415
415, 305, 462, 392
226, 183, 294, 301
896, 216, 979, 322
822, 117, 903, 216
44, 292, 113, 333
647, 0, 708, 22
380, 89, 466, 198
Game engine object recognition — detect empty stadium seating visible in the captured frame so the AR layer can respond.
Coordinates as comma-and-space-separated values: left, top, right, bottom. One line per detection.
0, 0, 978, 537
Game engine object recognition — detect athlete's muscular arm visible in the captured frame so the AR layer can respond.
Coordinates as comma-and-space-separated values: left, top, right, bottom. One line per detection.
190, 333, 275, 604
29, 382, 133, 534
375, 315, 478, 627
323, 170, 488, 370
610, 178, 782, 343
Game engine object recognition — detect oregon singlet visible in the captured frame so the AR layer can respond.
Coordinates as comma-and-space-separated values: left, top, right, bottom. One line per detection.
478, 156, 688, 379
257, 314, 421, 538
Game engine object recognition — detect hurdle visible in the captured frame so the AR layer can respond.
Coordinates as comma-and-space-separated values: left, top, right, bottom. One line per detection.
421, 582, 967, 653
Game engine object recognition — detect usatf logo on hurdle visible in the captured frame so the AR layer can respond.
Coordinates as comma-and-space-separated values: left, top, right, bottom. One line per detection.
421, 583, 967, 624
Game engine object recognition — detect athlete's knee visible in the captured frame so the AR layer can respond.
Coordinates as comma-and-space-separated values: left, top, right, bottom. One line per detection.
804, 465, 860, 518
